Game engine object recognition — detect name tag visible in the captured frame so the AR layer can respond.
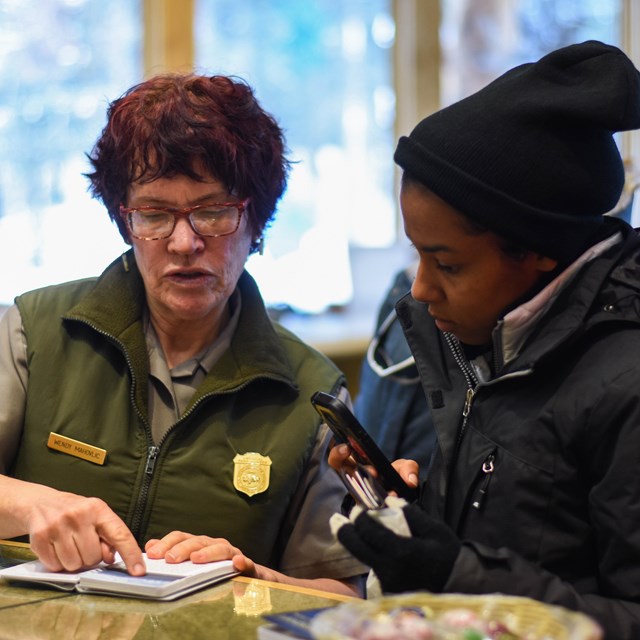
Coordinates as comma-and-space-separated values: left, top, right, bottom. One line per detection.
47, 432, 107, 466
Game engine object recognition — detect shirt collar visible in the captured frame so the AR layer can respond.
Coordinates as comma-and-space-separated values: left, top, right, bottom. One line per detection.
145, 288, 242, 380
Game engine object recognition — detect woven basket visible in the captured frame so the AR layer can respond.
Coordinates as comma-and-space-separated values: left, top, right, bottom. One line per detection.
310, 592, 602, 640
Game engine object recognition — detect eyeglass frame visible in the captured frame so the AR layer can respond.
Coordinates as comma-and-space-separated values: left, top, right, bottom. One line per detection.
119, 198, 251, 241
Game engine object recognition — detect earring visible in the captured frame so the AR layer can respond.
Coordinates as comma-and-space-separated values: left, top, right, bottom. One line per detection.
256, 236, 265, 256
121, 252, 130, 272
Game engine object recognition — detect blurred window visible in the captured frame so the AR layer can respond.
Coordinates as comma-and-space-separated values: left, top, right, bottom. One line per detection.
195, 0, 396, 313
0, 0, 140, 303
0, 0, 632, 308
441, 0, 620, 105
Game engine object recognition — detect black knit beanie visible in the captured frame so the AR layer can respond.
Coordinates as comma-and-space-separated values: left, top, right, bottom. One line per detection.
394, 40, 640, 262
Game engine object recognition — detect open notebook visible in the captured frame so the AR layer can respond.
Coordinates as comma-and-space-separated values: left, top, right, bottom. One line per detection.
0, 553, 238, 601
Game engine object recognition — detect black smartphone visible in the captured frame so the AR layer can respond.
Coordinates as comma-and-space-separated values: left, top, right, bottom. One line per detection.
311, 391, 417, 503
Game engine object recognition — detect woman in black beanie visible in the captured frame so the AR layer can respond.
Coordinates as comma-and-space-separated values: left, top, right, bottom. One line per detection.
332, 40, 640, 637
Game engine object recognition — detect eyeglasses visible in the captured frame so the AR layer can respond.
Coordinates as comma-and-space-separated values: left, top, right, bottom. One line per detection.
119, 198, 250, 240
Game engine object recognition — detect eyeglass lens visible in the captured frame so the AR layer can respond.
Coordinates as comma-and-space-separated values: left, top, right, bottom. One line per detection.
129, 204, 241, 239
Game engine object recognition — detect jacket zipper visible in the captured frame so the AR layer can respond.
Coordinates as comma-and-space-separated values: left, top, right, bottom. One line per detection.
472, 453, 495, 510
443, 333, 532, 445
443, 332, 479, 448
441, 332, 533, 516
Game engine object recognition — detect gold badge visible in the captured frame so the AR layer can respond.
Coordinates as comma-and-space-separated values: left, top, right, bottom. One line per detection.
233, 452, 272, 497
47, 432, 107, 465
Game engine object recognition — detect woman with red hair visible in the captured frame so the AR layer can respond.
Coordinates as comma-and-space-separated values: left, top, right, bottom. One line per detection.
0, 74, 364, 596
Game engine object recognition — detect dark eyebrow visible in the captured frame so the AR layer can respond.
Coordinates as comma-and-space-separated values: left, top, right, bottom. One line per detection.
419, 243, 455, 254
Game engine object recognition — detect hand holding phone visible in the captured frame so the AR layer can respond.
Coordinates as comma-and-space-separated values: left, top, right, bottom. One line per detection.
311, 391, 418, 506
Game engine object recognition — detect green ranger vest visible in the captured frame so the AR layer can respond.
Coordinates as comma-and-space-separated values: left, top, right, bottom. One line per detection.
12, 253, 344, 568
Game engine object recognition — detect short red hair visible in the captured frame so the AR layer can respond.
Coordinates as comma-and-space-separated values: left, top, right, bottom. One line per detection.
86, 74, 290, 252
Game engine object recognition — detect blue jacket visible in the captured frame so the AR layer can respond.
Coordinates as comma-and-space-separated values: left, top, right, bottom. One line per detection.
355, 268, 435, 478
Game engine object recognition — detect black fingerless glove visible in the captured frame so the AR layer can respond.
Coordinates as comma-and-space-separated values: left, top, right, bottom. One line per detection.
337, 503, 461, 593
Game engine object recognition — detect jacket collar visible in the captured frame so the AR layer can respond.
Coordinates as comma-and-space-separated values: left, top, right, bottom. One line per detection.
496, 230, 623, 366
495, 221, 640, 373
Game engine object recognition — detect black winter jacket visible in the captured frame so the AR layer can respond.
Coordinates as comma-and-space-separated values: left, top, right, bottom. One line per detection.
397, 219, 640, 638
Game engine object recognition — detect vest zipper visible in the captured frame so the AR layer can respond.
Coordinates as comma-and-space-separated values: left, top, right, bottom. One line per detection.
144, 445, 160, 476
128, 375, 280, 540
63, 320, 147, 424
145, 446, 159, 475
472, 453, 495, 510
129, 445, 160, 536
68, 317, 295, 542
64, 318, 154, 541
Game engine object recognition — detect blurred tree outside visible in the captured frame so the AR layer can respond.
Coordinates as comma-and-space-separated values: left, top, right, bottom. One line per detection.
0, 0, 140, 302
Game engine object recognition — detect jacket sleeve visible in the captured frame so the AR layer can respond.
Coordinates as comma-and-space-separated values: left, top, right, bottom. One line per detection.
446, 542, 640, 638
0, 305, 28, 474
